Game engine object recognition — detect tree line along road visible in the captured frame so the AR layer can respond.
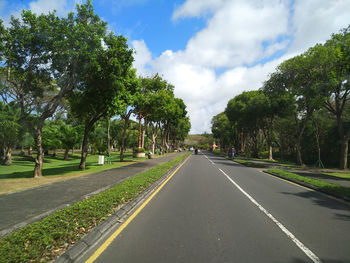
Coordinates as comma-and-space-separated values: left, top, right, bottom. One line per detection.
79, 151, 350, 263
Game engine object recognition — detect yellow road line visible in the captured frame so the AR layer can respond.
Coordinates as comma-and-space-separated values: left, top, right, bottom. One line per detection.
86, 155, 191, 263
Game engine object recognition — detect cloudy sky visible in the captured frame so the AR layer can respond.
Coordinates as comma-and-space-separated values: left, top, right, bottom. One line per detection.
1, 0, 350, 133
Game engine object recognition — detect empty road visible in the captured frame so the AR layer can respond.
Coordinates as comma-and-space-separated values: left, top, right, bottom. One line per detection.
82, 152, 350, 263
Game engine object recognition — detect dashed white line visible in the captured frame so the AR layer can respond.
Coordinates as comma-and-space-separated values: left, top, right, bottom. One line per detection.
218, 167, 322, 263
203, 154, 321, 263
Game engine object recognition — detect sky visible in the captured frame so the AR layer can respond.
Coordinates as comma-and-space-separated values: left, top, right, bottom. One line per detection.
1, 0, 350, 134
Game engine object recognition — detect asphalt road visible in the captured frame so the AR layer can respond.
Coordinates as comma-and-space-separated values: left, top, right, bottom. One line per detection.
82, 152, 350, 263
0, 153, 185, 237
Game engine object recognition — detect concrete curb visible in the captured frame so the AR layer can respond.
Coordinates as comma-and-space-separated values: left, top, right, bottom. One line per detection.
54, 154, 190, 263
263, 170, 350, 204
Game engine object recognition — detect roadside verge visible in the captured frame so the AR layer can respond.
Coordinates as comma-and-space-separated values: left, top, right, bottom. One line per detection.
265, 169, 350, 203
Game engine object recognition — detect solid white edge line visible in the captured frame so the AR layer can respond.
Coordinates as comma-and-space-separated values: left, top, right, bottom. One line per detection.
217, 167, 322, 263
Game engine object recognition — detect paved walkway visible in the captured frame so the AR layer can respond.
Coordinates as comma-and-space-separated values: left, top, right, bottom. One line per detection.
0, 152, 186, 237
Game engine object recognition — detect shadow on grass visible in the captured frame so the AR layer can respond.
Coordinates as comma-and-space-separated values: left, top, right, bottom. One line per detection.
0, 164, 83, 179
0, 161, 110, 179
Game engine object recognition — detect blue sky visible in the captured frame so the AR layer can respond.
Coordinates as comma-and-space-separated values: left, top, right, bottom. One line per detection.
93, 0, 208, 57
1, 0, 350, 133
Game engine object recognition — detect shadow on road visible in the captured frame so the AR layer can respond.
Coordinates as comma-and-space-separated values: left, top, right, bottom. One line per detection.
280, 190, 350, 221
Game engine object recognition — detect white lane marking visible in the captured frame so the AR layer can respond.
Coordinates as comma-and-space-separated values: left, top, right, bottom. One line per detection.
204, 154, 215, 165
218, 167, 322, 263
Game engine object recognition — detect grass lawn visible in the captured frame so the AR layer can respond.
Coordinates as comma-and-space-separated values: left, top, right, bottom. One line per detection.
0, 151, 152, 194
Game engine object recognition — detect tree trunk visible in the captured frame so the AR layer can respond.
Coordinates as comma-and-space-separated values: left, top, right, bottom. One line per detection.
296, 143, 303, 166
295, 129, 304, 166
240, 129, 244, 153
142, 129, 145, 149
335, 113, 349, 170
79, 124, 91, 170
20, 146, 25, 156
64, 148, 69, 161
269, 146, 273, 161
339, 138, 348, 170
33, 129, 44, 178
152, 132, 157, 155
1, 145, 5, 161
252, 135, 259, 158
3, 147, 12, 166
120, 115, 130, 162
107, 118, 111, 156
138, 113, 142, 149
28, 145, 32, 157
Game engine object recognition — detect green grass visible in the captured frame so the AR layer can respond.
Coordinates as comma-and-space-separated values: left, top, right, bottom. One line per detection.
322, 172, 350, 179
0, 152, 190, 263
268, 168, 350, 200
0, 151, 142, 180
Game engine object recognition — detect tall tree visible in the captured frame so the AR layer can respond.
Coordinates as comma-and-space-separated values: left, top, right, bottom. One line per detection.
119, 70, 140, 161
135, 75, 174, 153
69, 33, 134, 170
0, 102, 21, 165
264, 51, 322, 164
225, 91, 268, 157
313, 26, 350, 169
211, 112, 234, 150
0, 1, 107, 177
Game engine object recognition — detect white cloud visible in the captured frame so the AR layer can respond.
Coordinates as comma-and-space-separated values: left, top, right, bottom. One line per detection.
133, 0, 350, 133
29, 0, 68, 15
0, 0, 78, 26
132, 40, 152, 76
172, 0, 225, 19
181, 0, 290, 68
289, 0, 350, 54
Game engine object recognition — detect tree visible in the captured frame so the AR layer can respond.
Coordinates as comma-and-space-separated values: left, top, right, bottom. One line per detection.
211, 112, 233, 150
135, 75, 175, 154
313, 26, 350, 169
0, 102, 21, 165
42, 120, 61, 156
264, 51, 322, 164
0, 1, 107, 177
226, 91, 269, 157
119, 70, 140, 162
57, 120, 82, 160
69, 33, 134, 170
